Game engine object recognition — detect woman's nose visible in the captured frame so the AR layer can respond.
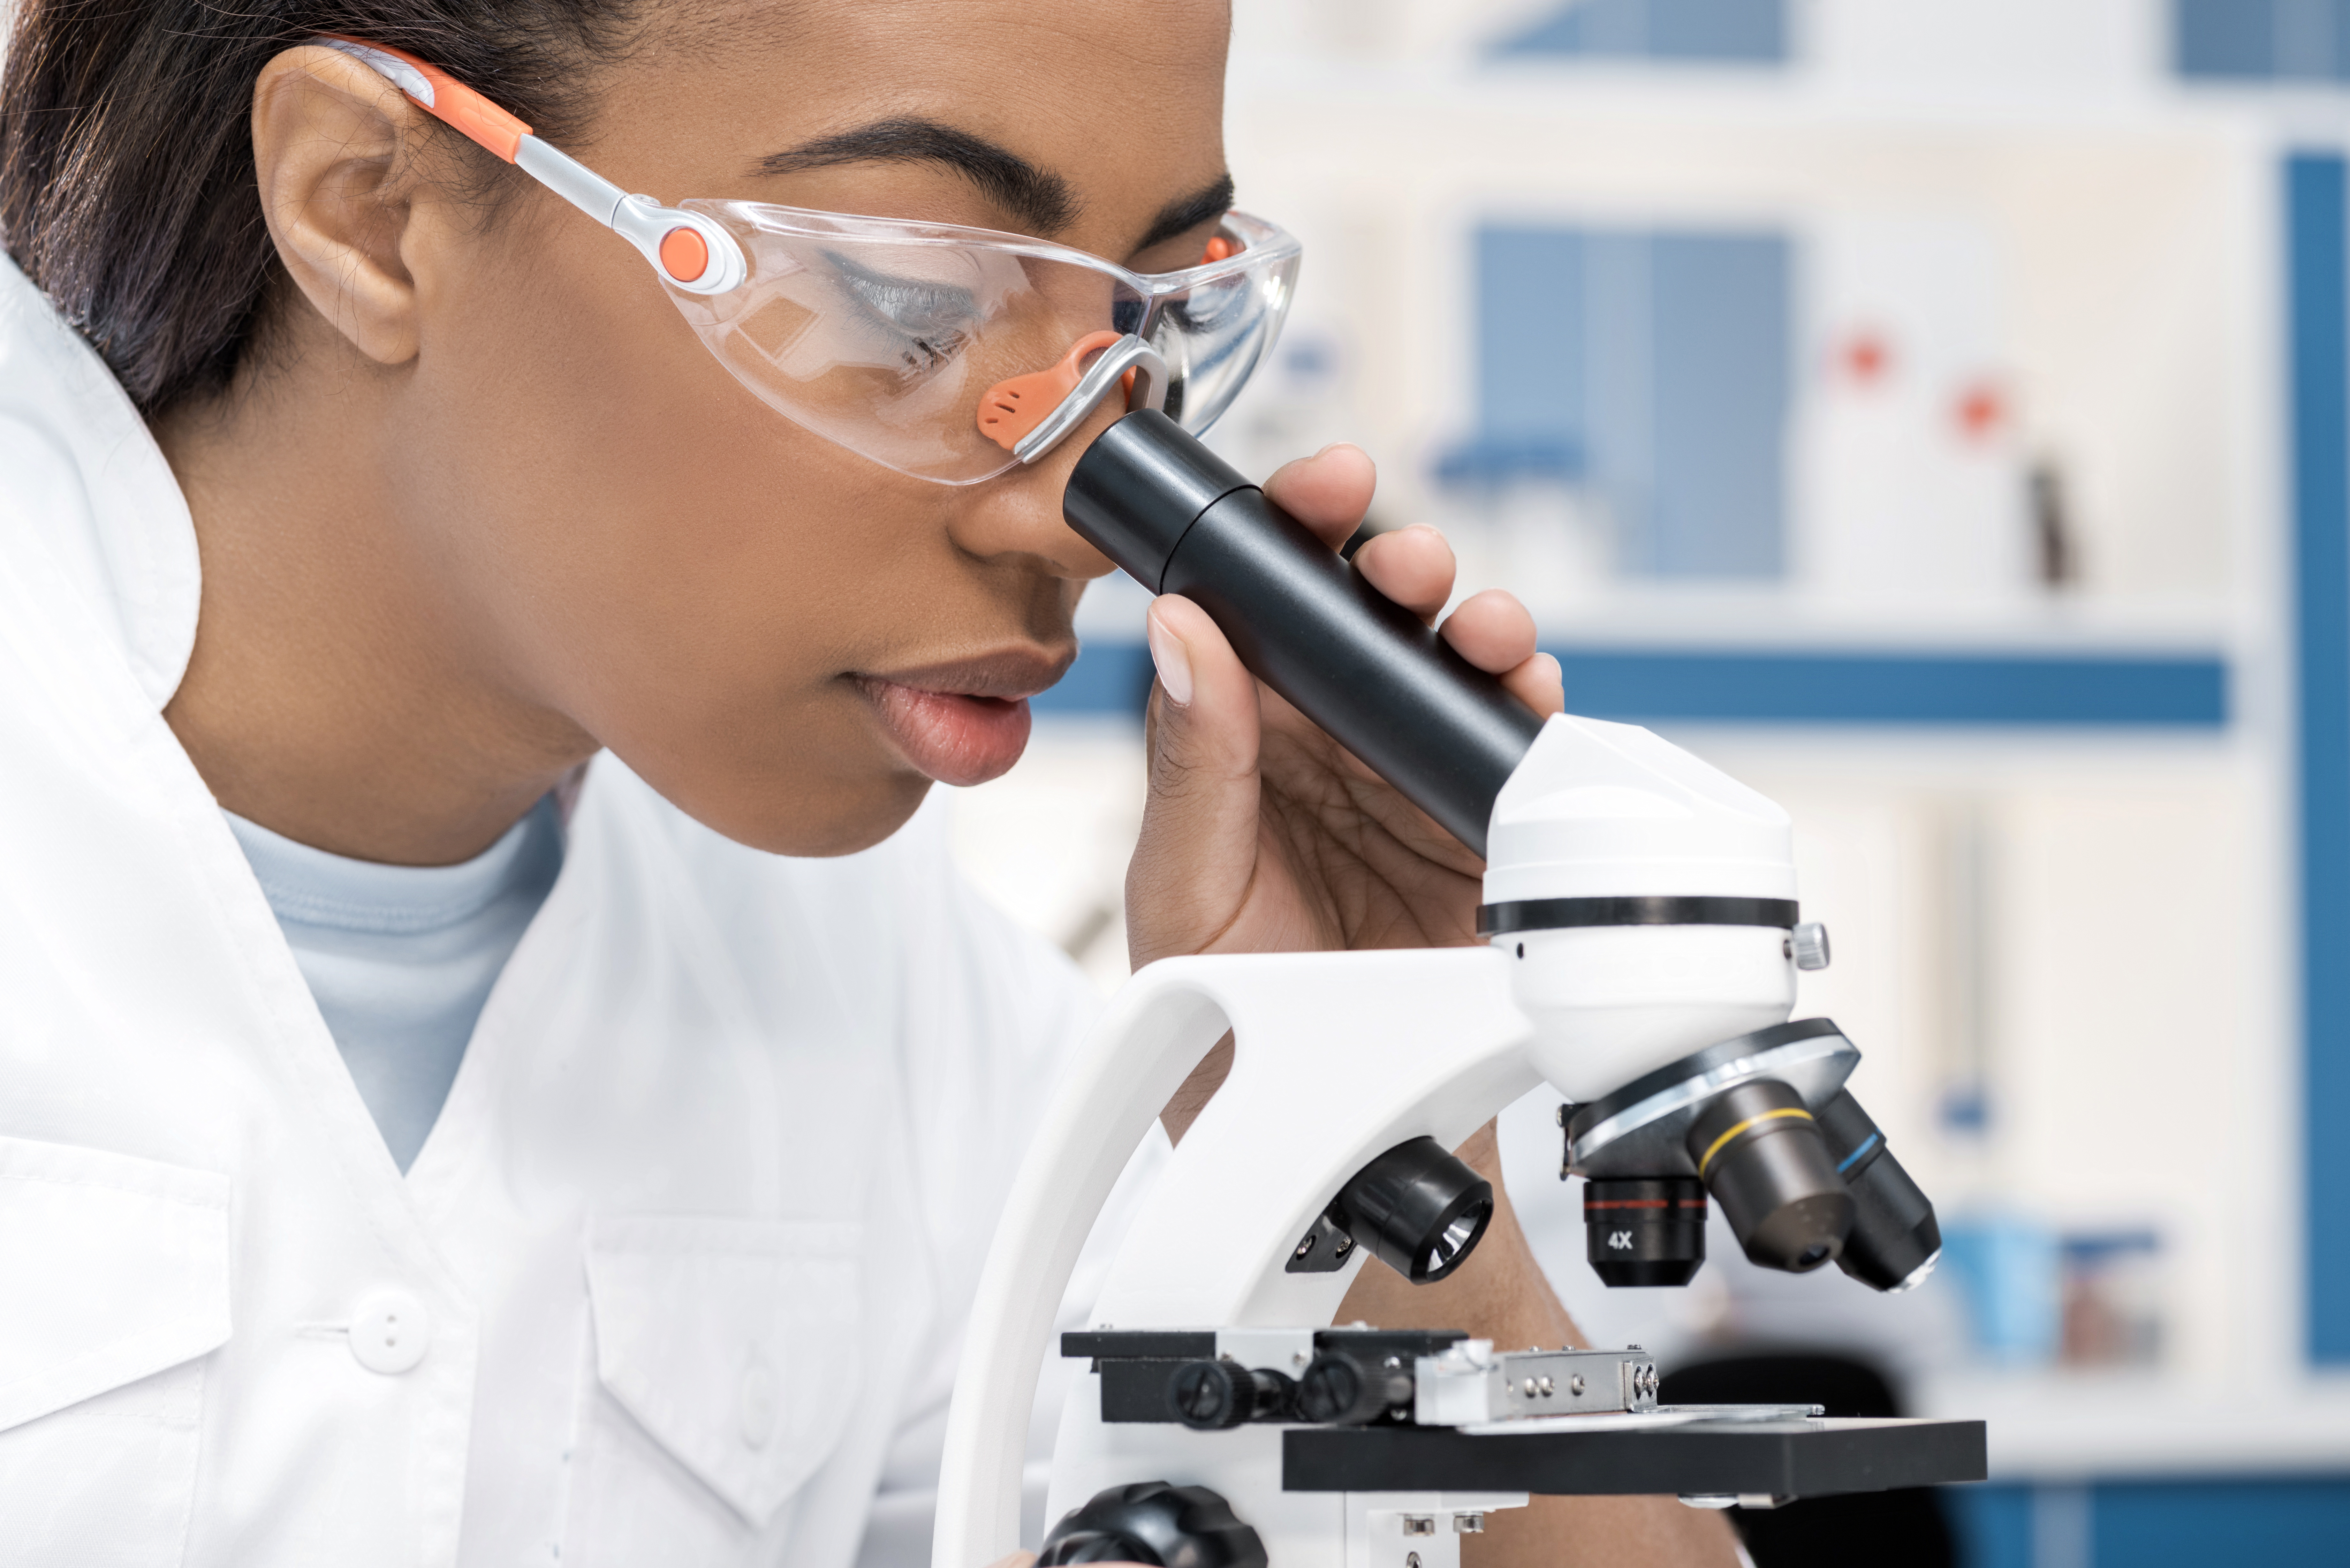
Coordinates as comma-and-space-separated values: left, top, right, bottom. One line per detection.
944, 394, 1133, 578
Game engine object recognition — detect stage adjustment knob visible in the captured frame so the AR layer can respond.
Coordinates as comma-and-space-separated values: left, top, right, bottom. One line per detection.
1167, 1360, 1297, 1429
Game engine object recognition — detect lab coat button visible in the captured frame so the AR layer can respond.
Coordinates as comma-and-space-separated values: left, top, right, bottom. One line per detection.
739, 1359, 779, 1447
349, 1290, 431, 1375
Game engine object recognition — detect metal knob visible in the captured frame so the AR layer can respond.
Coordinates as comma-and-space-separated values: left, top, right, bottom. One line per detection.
1790, 922, 1831, 971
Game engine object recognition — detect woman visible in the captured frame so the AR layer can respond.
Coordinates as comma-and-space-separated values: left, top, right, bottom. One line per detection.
0, 2, 1737, 1564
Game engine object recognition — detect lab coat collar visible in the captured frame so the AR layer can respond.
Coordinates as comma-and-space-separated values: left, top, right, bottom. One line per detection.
0, 253, 200, 709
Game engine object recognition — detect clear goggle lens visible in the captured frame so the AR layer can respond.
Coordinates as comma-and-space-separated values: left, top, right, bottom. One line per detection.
659, 205, 1299, 485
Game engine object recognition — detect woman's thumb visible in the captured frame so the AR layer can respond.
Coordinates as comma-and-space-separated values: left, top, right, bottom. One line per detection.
1141, 596, 1259, 789
1125, 597, 1265, 966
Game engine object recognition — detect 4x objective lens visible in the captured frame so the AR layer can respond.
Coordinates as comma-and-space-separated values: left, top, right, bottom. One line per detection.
1584, 1177, 1709, 1287
1686, 1078, 1854, 1273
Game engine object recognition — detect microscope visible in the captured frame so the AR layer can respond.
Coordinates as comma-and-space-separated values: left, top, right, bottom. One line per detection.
931, 402, 1982, 1568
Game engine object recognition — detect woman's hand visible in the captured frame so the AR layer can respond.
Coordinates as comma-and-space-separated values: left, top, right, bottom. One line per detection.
1124, 443, 1563, 969
1331, 1124, 1745, 1568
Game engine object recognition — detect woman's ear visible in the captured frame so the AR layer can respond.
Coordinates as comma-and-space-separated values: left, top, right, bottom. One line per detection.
250, 45, 449, 366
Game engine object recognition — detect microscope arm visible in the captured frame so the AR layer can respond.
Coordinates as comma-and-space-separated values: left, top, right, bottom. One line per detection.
930, 965, 1227, 1568
932, 946, 1543, 1568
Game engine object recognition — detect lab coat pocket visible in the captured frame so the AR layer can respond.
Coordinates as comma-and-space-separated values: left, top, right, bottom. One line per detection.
0, 1135, 232, 1565
582, 1214, 865, 1534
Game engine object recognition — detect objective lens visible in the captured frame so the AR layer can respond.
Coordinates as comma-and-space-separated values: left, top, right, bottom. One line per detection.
1331, 1136, 1495, 1285
1685, 1079, 1854, 1273
1816, 1089, 1943, 1292
1583, 1177, 1709, 1287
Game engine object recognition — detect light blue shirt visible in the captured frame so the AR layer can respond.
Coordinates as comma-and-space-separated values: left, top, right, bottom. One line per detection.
225, 797, 565, 1172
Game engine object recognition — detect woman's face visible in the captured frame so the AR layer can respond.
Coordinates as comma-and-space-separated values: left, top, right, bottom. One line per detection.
390, 0, 1233, 855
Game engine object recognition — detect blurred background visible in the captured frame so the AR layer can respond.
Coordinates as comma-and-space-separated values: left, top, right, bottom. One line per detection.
951, 3, 2350, 1564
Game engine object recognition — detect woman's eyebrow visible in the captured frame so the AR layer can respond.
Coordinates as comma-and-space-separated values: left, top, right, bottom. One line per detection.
755, 118, 1081, 235
1133, 173, 1237, 255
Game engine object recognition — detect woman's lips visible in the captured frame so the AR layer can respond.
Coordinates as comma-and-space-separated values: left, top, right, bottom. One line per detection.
853, 653, 1064, 787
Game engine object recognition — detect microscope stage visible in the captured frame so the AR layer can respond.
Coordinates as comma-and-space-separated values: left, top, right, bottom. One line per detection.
1280, 1415, 1987, 1500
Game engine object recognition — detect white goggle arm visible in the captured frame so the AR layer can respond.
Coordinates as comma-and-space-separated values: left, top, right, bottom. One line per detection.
317, 38, 746, 297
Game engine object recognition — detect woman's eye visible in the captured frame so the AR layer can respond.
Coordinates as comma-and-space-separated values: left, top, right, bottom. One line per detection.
827, 253, 980, 372
1162, 279, 1243, 336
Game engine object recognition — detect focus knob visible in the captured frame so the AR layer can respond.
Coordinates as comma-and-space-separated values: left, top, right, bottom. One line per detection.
1037, 1480, 1268, 1568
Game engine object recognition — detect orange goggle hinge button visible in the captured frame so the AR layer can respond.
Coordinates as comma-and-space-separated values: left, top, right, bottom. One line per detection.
658, 227, 711, 283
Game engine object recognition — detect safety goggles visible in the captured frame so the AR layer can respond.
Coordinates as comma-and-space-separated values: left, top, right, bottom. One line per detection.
321, 39, 1300, 485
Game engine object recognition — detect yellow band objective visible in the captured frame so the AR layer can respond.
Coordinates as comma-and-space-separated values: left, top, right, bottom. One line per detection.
1695, 1106, 1815, 1178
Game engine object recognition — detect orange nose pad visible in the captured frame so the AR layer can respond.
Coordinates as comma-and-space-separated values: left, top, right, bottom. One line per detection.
977, 330, 1138, 452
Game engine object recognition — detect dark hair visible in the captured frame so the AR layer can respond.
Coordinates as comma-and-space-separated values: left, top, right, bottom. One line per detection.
0, 0, 637, 417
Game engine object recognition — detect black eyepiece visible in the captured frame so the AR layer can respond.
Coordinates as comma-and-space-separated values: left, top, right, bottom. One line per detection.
1816, 1089, 1943, 1292
1685, 1079, 1854, 1273
1330, 1135, 1494, 1285
1584, 1177, 1709, 1287
1064, 410, 1544, 856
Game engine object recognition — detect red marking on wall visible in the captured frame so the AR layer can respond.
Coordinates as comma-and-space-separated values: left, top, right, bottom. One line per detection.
1838, 328, 1893, 386
1954, 381, 2009, 442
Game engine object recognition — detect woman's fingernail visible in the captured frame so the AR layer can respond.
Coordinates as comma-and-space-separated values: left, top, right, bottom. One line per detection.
1146, 607, 1194, 707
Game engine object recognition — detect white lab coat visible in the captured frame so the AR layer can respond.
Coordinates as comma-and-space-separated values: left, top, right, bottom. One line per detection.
0, 255, 1141, 1568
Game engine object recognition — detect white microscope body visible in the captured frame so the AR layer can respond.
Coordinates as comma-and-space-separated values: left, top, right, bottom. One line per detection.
929, 712, 1946, 1568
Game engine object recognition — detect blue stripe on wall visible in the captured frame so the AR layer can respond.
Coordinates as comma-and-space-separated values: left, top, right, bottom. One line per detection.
1548, 649, 2222, 725
1034, 641, 2229, 727
1491, 0, 1789, 62
1945, 1478, 2350, 1568
2289, 151, 2350, 1365
2093, 1477, 2350, 1564
1944, 1483, 2032, 1568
